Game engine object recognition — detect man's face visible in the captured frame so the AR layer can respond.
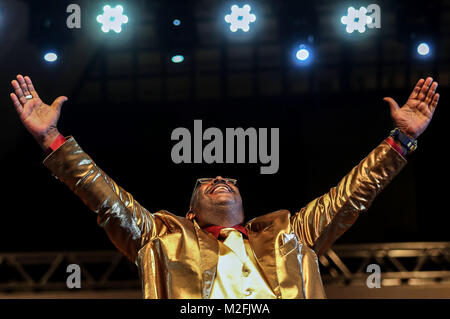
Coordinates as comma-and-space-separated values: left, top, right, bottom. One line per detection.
188, 176, 244, 227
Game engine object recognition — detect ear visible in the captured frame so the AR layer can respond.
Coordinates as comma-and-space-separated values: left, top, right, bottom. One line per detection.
186, 210, 196, 221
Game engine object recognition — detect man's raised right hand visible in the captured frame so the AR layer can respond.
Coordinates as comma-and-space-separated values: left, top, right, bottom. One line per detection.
10, 74, 68, 151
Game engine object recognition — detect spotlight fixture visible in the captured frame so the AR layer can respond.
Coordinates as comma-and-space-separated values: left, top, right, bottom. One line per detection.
296, 48, 310, 61
224, 4, 256, 32
417, 42, 431, 56
341, 6, 372, 33
43, 51, 58, 62
293, 44, 313, 65
96, 5, 129, 33
171, 55, 184, 63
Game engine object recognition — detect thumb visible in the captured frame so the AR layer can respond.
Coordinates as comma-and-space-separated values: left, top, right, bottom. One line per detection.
383, 97, 399, 116
52, 96, 68, 111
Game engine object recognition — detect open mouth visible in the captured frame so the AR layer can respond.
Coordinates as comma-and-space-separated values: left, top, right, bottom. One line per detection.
207, 183, 233, 195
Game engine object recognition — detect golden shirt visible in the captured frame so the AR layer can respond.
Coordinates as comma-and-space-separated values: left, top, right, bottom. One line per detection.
210, 228, 276, 299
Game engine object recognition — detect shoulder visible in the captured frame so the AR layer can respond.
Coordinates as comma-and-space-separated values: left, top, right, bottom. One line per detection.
153, 210, 195, 231
245, 209, 291, 230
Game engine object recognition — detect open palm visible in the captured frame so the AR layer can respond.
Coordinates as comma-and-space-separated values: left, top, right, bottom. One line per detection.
10, 74, 67, 146
384, 77, 440, 139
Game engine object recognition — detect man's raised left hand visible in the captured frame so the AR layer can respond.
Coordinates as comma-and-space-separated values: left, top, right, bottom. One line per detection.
384, 77, 440, 139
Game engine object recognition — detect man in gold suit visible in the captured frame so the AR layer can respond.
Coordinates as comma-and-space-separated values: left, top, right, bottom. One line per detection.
9, 75, 440, 298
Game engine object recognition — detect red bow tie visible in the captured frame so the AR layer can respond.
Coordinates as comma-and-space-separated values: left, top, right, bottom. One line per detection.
203, 224, 249, 239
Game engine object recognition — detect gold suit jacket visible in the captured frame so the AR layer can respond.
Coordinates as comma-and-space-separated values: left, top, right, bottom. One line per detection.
43, 137, 406, 299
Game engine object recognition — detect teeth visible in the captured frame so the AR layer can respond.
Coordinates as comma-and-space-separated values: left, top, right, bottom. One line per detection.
213, 186, 229, 193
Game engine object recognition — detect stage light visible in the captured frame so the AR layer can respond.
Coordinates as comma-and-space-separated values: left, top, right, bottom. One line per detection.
44, 52, 58, 62
417, 42, 430, 56
296, 48, 309, 61
171, 55, 184, 63
293, 44, 313, 66
173, 19, 181, 26
224, 4, 256, 32
96, 5, 128, 33
341, 6, 372, 33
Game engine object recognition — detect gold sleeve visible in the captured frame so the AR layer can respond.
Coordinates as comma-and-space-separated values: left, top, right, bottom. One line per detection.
291, 140, 408, 257
43, 136, 156, 263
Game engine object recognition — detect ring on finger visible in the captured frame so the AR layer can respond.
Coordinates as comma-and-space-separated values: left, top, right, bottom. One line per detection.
25, 94, 33, 100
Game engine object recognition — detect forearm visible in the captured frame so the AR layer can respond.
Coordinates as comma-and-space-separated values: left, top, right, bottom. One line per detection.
43, 136, 154, 261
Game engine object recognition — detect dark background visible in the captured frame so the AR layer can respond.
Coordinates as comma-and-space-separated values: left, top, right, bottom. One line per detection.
0, 0, 448, 252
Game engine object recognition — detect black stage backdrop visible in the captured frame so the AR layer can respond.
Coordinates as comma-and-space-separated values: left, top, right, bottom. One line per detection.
0, 0, 448, 253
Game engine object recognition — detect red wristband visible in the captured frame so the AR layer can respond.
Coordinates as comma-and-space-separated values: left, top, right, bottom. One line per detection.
45, 134, 66, 156
386, 136, 406, 157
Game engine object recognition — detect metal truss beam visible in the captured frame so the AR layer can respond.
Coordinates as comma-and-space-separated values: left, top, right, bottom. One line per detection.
0, 251, 140, 292
1, 242, 449, 293
320, 242, 450, 287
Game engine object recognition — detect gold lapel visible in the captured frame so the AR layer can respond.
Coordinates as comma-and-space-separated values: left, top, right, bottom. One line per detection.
246, 211, 289, 297
193, 220, 219, 299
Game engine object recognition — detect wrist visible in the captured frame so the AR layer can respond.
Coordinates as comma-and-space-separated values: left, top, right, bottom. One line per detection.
38, 129, 61, 151
388, 128, 418, 156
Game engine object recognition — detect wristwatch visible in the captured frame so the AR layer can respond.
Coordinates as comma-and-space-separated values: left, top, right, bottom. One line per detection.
390, 128, 417, 153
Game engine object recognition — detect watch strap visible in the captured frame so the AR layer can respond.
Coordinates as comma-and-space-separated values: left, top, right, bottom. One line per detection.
390, 128, 417, 154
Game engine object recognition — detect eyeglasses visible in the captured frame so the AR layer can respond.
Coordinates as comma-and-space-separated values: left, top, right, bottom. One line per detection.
193, 177, 238, 194
196, 177, 237, 186
190, 177, 238, 207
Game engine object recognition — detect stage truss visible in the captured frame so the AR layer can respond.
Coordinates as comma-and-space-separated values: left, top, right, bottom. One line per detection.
1, 242, 449, 293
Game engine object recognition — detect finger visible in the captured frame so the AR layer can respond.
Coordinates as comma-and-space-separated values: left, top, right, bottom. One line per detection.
24, 76, 39, 99
418, 77, 433, 101
408, 78, 425, 100
430, 93, 440, 114
10, 93, 23, 114
11, 79, 27, 105
425, 81, 438, 105
17, 74, 32, 98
